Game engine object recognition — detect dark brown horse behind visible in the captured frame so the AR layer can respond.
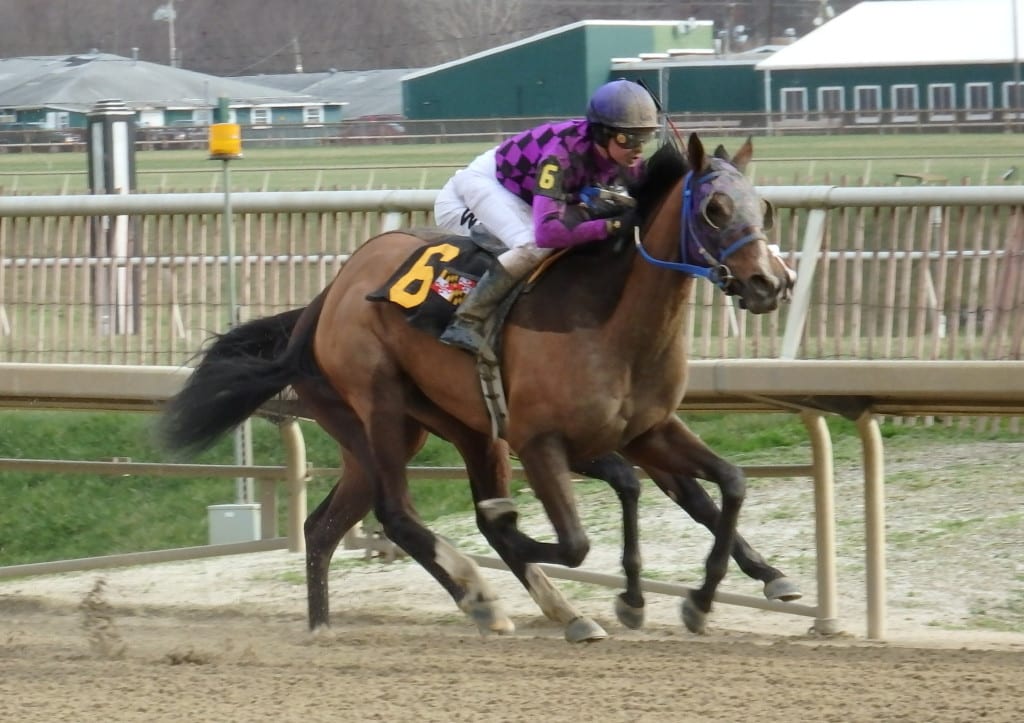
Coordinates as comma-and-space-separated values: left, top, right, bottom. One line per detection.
160, 135, 796, 641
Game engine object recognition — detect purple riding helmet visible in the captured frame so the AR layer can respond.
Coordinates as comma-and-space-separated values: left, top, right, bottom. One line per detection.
585, 79, 660, 149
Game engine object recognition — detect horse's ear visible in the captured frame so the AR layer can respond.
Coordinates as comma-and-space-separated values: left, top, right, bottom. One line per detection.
687, 132, 707, 171
713, 144, 730, 162
731, 136, 754, 173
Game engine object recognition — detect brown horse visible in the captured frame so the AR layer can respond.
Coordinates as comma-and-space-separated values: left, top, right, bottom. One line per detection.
160, 135, 795, 641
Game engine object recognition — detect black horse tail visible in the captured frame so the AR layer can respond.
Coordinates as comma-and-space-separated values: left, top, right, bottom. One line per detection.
158, 289, 328, 457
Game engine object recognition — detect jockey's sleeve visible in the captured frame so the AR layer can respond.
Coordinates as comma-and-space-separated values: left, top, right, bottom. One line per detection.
529, 152, 615, 249
532, 195, 609, 248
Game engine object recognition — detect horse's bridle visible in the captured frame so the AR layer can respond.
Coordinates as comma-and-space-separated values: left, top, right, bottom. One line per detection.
634, 166, 769, 294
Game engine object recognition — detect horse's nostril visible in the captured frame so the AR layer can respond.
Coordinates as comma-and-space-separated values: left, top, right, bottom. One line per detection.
748, 274, 776, 298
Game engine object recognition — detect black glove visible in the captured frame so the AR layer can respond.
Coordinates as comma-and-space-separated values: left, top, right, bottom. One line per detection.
604, 210, 638, 243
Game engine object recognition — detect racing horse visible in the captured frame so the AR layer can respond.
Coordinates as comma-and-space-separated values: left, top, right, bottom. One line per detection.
160, 134, 796, 641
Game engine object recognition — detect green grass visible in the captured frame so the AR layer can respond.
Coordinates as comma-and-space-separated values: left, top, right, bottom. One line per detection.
1, 408, 1018, 566
1, 134, 1022, 194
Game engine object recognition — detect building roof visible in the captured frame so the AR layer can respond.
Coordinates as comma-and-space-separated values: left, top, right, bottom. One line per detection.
235, 68, 412, 117
758, 0, 1024, 71
402, 19, 710, 82
0, 53, 315, 112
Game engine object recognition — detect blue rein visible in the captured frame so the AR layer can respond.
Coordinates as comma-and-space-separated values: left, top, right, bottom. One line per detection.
634, 169, 762, 291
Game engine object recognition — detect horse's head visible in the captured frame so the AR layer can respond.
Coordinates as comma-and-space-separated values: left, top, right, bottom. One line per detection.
679, 134, 795, 313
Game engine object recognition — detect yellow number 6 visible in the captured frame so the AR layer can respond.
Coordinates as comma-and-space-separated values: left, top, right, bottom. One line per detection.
388, 243, 460, 308
537, 163, 558, 190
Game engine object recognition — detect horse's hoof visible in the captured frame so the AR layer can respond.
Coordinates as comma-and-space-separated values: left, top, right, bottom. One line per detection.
481, 616, 516, 636
681, 597, 708, 635
565, 616, 608, 643
464, 599, 516, 636
764, 576, 803, 602
614, 593, 645, 630
477, 497, 518, 523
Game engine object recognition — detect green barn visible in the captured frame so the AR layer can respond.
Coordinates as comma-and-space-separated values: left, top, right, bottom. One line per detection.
757, 0, 1024, 128
402, 20, 714, 120
608, 52, 772, 117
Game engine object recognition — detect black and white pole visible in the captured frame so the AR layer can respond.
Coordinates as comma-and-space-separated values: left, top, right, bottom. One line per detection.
87, 99, 137, 335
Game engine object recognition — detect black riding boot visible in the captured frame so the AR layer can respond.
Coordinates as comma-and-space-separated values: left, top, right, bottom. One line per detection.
439, 266, 518, 354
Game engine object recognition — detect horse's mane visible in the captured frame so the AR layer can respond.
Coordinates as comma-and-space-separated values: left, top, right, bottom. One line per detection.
629, 143, 688, 224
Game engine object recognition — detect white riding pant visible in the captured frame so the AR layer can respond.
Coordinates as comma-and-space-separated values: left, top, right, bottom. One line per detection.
433, 147, 553, 278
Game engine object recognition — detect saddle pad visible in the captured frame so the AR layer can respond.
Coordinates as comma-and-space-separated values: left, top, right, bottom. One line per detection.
367, 234, 499, 337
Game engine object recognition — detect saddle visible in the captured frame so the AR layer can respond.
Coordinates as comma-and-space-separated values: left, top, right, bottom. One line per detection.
368, 227, 574, 439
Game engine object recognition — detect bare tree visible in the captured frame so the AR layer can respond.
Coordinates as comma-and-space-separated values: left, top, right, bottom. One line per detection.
0, 0, 865, 75
409, 0, 528, 63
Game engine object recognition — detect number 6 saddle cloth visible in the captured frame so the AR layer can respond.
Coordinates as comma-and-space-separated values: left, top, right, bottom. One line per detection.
366, 228, 505, 339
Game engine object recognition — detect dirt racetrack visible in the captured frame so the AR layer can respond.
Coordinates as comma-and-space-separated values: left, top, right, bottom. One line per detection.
0, 596, 1020, 723
2, 550, 1022, 723
2, 439, 1022, 721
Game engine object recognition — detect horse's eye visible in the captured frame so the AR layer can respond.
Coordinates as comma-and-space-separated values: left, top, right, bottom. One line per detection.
701, 194, 732, 230
761, 198, 776, 230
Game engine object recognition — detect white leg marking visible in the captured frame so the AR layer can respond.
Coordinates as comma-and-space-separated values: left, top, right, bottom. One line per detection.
434, 536, 498, 600
525, 564, 581, 624
434, 536, 514, 634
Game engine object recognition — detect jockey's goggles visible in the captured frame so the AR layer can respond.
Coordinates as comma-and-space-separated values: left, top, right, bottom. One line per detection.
611, 128, 656, 150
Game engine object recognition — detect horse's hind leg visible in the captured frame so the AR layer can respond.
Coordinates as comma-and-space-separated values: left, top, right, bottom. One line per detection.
303, 448, 373, 631
571, 454, 645, 630
646, 468, 802, 602
294, 382, 379, 630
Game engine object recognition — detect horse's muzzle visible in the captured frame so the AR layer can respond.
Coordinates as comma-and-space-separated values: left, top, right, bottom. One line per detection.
737, 275, 780, 313
737, 262, 795, 313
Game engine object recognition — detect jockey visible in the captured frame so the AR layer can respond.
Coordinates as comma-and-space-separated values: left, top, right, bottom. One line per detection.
433, 78, 660, 355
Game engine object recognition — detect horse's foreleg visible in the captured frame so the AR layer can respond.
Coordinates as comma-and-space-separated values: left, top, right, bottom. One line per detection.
514, 434, 592, 566
646, 468, 802, 602
571, 454, 645, 630
492, 435, 607, 641
459, 442, 606, 643
624, 418, 744, 635
362, 407, 513, 636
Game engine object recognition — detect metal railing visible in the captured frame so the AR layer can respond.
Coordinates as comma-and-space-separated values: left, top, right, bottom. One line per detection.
1, 186, 1023, 365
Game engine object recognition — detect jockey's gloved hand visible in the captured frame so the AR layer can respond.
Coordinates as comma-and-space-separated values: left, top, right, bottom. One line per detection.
604, 210, 638, 242
580, 185, 637, 219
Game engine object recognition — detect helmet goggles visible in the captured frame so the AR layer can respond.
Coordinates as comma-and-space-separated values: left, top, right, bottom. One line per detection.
610, 128, 657, 150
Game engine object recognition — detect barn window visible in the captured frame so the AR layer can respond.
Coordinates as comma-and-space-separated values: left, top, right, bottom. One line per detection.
818, 87, 844, 117
780, 88, 807, 119
303, 106, 324, 125
966, 83, 993, 120
891, 85, 919, 123
251, 107, 272, 126
192, 108, 213, 126
1002, 81, 1024, 118
854, 85, 881, 123
928, 84, 955, 122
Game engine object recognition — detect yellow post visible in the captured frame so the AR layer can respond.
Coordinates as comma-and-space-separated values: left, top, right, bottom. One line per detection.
208, 122, 242, 160
208, 116, 251, 504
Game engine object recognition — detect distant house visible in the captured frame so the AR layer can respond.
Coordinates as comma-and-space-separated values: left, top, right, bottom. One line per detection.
0, 53, 344, 132
235, 68, 412, 120
757, 0, 1024, 125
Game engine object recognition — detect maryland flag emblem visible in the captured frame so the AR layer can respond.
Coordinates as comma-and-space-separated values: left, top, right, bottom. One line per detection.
431, 269, 477, 306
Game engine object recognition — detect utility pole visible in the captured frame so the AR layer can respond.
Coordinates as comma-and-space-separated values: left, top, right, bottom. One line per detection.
153, 1, 178, 68
1013, 0, 1021, 129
